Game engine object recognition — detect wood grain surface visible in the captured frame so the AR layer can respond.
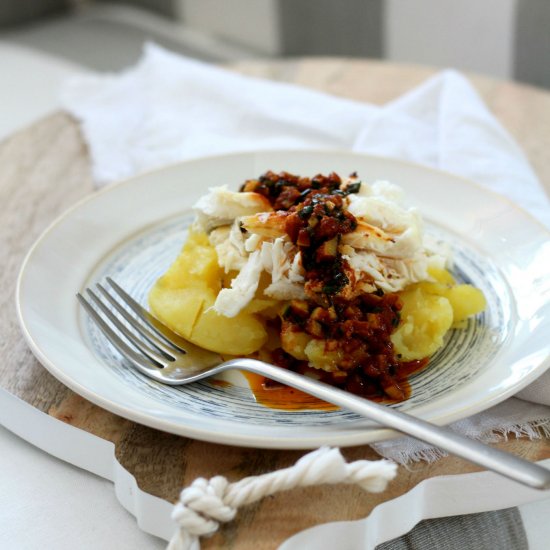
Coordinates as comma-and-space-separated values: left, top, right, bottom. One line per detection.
1, 59, 549, 549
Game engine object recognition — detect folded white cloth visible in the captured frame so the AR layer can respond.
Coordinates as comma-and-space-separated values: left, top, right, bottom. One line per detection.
61, 43, 550, 463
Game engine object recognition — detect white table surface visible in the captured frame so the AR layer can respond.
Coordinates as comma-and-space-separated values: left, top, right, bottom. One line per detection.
0, 424, 164, 549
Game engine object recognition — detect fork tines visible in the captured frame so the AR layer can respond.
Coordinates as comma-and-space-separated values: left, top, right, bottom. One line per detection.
77, 279, 183, 371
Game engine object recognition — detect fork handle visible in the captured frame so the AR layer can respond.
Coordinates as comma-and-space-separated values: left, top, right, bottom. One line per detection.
223, 358, 550, 490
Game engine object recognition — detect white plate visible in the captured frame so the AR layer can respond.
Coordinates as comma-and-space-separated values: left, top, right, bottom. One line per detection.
16, 150, 550, 449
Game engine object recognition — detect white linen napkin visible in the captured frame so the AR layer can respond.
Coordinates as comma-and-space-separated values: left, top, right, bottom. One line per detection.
61, 43, 550, 463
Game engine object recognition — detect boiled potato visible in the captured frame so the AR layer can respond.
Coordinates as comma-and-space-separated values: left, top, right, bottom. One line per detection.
281, 326, 311, 360
428, 266, 456, 285
304, 340, 344, 372
243, 298, 281, 318
149, 230, 267, 355
190, 300, 267, 355
148, 286, 205, 340
444, 285, 486, 327
415, 267, 486, 327
156, 230, 222, 291
391, 287, 454, 361
392, 268, 486, 360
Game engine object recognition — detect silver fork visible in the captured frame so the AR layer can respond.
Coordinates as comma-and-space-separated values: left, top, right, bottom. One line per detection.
77, 278, 550, 490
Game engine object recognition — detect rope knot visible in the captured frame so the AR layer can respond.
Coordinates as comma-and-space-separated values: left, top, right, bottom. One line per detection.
170, 475, 237, 542
168, 447, 397, 550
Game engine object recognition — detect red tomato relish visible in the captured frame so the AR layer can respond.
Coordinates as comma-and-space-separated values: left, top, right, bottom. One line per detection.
241, 171, 426, 402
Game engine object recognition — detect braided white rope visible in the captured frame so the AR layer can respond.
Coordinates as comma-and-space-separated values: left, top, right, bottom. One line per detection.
167, 446, 397, 550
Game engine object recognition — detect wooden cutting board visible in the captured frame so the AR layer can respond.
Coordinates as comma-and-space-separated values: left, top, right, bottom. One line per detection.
1, 59, 549, 549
